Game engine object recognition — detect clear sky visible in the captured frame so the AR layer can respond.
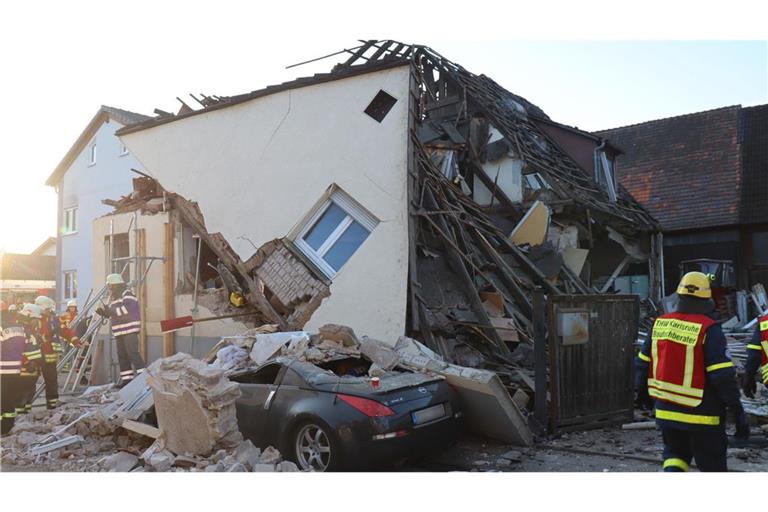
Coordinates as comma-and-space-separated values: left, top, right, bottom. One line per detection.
0, 2, 765, 254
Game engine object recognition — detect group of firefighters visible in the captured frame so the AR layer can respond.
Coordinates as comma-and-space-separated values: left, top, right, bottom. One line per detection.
0, 273, 146, 435
2, 268, 768, 471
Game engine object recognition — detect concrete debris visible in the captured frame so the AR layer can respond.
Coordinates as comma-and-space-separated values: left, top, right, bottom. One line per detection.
368, 363, 386, 378
173, 455, 200, 468
499, 450, 523, 462
104, 451, 140, 472
360, 336, 400, 370
259, 446, 281, 465
250, 332, 307, 365
211, 345, 251, 373
318, 324, 359, 347
0, 380, 300, 472
234, 440, 262, 469
251, 463, 276, 472
277, 460, 300, 472
147, 450, 175, 472
147, 353, 242, 456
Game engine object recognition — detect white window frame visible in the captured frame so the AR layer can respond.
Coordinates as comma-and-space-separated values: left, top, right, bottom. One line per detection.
62, 206, 78, 235
294, 190, 378, 279
120, 142, 129, 156
89, 142, 97, 166
63, 270, 77, 301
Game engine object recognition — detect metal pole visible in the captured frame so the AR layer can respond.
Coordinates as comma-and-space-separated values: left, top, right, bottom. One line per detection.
533, 289, 548, 433
190, 234, 202, 356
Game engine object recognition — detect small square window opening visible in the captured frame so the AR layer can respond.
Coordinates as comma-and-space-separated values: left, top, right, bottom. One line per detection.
364, 90, 397, 123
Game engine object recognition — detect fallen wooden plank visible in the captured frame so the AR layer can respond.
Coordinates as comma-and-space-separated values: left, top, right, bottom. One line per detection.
122, 419, 161, 439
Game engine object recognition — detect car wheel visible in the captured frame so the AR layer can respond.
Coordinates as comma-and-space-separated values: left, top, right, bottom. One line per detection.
293, 421, 338, 472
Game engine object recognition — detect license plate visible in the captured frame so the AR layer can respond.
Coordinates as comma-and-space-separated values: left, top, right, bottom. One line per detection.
412, 403, 446, 425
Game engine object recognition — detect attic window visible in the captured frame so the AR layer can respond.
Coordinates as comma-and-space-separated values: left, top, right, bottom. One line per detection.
89, 143, 97, 166
364, 90, 397, 122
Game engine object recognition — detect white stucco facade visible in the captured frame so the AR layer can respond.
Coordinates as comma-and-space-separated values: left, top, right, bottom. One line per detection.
120, 65, 412, 341
56, 119, 144, 309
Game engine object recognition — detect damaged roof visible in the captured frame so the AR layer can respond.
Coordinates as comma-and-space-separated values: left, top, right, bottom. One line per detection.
597, 104, 768, 231
45, 105, 151, 187
116, 40, 656, 231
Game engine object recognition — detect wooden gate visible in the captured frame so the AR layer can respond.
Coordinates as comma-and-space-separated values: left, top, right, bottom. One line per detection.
537, 294, 639, 433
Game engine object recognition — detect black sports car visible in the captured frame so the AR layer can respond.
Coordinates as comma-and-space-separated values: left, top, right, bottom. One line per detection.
230, 356, 464, 471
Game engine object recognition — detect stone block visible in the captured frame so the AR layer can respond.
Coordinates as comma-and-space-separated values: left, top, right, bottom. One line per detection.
104, 451, 139, 472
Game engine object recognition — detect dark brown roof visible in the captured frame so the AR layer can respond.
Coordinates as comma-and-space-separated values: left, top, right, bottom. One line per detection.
0, 254, 56, 281
596, 106, 743, 231
45, 105, 150, 187
739, 104, 768, 224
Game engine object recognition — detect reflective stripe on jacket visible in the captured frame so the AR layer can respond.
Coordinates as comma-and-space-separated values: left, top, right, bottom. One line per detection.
0, 326, 26, 374
110, 289, 141, 337
746, 316, 768, 384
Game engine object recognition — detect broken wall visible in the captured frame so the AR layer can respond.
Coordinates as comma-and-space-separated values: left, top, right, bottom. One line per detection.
120, 65, 412, 342
91, 210, 251, 380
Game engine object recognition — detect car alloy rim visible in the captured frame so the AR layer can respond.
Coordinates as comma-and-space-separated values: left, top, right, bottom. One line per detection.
295, 424, 331, 471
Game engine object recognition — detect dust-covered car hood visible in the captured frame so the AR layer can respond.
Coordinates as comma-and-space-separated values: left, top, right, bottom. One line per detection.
277, 357, 443, 393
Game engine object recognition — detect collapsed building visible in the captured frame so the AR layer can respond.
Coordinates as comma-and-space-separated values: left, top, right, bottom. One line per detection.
76, 41, 662, 431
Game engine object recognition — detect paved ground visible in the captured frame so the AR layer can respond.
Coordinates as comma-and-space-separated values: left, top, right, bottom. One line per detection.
405, 426, 768, 472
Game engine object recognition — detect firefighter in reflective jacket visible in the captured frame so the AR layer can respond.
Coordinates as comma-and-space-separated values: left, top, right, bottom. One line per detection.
16, 304, 43, 416
635, 272, 749, 472
1, 301, 27, 434
60, 299, 82, 347
741, 314, 768, 397
35, 296, 62, 409
96, 273, 145, 387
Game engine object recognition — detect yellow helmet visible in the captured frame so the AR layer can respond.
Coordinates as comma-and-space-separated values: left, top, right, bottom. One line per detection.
677, 271, 712, 299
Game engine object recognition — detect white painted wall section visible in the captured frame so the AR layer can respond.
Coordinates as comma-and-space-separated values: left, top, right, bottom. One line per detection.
59, 120, 144, 309
120, 65, 412, 342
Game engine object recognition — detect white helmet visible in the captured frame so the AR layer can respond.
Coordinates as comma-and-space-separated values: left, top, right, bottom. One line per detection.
8, 304, 17, 312
34, 295, 56, 312
66, 299, 77, 309
106, 273, 125, 285
20, 303, 43, 319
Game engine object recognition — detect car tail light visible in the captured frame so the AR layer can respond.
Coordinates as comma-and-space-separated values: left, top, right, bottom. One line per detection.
337, 394, 395, 417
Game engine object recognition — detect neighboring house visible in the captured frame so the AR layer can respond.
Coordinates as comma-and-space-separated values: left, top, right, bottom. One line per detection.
45, 105, 150, 310
114, 40, 658, 358
31, 237, 57, 257
0, 251, 56, 305
598, 104, 768, 294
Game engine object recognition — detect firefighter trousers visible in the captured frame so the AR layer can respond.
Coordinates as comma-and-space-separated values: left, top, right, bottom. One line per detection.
661, 426, 728, 472
18, 372, 39, 415
116, 332, 145, 384
1, 374, 22, 435
41, 360, 59, 409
